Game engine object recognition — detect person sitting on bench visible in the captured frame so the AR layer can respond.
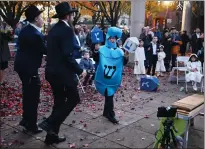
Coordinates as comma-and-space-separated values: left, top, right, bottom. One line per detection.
79, 51, 95, 86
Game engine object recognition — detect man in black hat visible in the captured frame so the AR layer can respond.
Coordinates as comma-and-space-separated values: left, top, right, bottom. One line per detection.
14, 5, 46, 133
38, 2, 86, 145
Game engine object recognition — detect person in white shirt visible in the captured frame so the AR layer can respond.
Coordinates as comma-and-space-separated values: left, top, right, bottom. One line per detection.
185, 54, 203, 91
134, 39, 146, 81
156, 45, 166, 77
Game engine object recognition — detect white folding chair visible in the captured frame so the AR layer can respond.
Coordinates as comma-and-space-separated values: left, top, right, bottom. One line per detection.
175, 56, 190, 85
75, 58, 96, 93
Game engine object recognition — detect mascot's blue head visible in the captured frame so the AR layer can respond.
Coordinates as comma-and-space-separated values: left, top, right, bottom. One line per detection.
105, 27, 122, 49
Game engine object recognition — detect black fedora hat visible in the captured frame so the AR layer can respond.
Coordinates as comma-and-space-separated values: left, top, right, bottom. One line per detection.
52, 2, 78, 18
24, 5, 44, 22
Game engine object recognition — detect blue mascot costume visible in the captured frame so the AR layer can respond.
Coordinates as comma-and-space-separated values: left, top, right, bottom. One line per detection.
93, 27, 128, 124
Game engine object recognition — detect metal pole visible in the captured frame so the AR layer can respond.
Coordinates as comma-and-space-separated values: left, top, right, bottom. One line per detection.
43, 4, 45, 33
47, 1, 50, 33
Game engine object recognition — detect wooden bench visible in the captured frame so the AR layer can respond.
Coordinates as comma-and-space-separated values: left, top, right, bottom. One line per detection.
171, 94, 204, 148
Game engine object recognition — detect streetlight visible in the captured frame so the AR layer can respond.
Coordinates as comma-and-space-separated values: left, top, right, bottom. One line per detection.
163, 1, 172, 6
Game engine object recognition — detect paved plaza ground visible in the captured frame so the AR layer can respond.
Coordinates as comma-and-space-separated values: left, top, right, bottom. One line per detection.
0, 61, 204, 148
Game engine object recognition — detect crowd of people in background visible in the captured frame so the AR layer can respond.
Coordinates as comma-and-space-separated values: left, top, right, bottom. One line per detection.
139, 26, 204, 73
0, 18, 204, 86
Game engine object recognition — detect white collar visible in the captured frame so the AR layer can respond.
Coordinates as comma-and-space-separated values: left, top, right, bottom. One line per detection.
62, 20, 70, 27
30, 23, 42, 33
152, 42, 157, 45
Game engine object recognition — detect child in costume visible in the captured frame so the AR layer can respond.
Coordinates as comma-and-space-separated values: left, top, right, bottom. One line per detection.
185, 54, 203, 91
134, 39, 146, 81
156, 45, 166, 77
93, 27, 128, 124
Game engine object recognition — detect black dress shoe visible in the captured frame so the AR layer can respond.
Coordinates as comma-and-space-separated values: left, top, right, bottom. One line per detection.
38, 120, 51, 132
45, 135, 66, 145
28, 128, 43, 134
103, 115, 119, 124
19, 119, 28, 128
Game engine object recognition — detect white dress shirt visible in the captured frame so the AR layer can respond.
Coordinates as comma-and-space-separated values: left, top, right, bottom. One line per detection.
196, 33, 200, 38
62, 20, 70, 27
152, 42, 157, 55
30, 23, 42, 33
75, 35, 81, 46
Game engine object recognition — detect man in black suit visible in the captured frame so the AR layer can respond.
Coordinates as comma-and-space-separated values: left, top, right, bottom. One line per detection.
191, 28, 204, 54
38, 2, 87, 145
14, 5, 46, 133
147, 36, 160, 76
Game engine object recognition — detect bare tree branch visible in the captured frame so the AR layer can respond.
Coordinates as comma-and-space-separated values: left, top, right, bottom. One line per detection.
99, 2, 111, 22
0, 8, 9, 24
108, 1, 113, 23
0, 2, 8, 16
16, 2, 23, 19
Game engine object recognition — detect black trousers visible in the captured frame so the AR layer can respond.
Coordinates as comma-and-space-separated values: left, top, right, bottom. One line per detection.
46, 76, 80, 134
164, 57, 171, 72
103, 89, 115, 117
180, 45, 186, 56
83, 72, 95, 85
18, 73, 40, 129
147, 55, 158, 75
171, 54, 177, 69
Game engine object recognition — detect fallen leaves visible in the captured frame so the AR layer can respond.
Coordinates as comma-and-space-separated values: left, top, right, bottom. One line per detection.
69, 143, 76, 148
0, 61, 179, 148
83, 144, 89, 147
144, 115, 149, 119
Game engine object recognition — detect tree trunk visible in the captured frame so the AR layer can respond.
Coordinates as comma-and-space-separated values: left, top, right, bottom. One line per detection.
129, 0, 146, 63
101, 16, 105, 28
73, 13, 81, 26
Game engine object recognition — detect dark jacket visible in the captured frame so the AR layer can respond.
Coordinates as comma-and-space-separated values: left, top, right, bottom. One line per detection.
73, 35, 81, 59
139, 33, 152, 48
154, 31, 162, 42
121, 31, 130, 45
79, 58, 94, 70
146, 42, 160, 59
191, 33, 204, 54
0, 32, 12, 63
162, 36, 172, 60
180, 34, 190, 53
45, 20, 83, 87
197, 46, 204, 64
102, 32, 106, 45
14, 24, 46, 75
